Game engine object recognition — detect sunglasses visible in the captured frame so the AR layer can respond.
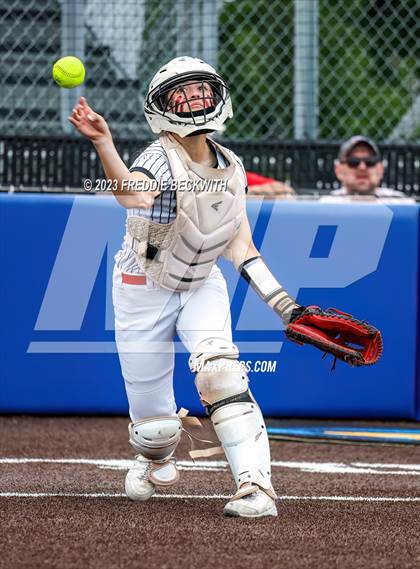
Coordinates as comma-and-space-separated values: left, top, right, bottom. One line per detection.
342, 157, 381, 169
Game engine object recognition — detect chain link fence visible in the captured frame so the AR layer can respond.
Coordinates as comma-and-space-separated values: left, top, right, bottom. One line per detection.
1, 0, 419, 141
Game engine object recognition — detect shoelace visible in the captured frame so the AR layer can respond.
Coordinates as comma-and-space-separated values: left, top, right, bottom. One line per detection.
243, 492, 260, 502
134, 460, 152, 480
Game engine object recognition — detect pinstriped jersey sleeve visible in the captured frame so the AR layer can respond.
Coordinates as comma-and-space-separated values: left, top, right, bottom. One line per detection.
129, 143, 171, 182
127, 141, 177, 224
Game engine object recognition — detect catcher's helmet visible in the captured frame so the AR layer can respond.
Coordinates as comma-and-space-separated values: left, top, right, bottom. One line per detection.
144, 56, 232, 137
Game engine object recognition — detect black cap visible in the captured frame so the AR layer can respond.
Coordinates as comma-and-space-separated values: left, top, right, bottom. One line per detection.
338, 136, 380, 161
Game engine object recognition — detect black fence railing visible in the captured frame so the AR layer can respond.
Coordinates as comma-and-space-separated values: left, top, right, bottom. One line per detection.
1, 135, 419, 196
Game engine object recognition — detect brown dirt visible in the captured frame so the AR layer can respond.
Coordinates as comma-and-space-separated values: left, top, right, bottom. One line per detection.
1, 416, 419, 569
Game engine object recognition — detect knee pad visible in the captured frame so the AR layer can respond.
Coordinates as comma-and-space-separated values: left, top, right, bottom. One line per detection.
189, 337, 240, 373
128, 416, 182, 461
190, 338, 249, 410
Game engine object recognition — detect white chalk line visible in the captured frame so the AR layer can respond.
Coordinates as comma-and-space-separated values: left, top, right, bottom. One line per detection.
2, 457, 420, 476
0, 458, 224, 472
2, 458, 419, 502
0, 492, 419, 503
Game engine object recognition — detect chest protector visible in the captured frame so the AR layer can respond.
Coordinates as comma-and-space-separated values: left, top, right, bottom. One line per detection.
127, 133, 245, 291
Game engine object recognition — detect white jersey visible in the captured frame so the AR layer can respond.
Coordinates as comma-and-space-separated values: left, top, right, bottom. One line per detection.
115, 139, 244, 275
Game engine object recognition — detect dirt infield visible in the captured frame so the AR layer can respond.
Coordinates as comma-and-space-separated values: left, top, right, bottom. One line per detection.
1, 416, 420, 569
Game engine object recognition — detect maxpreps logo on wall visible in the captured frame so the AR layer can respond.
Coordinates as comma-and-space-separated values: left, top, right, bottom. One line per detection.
28, 197, 393, 355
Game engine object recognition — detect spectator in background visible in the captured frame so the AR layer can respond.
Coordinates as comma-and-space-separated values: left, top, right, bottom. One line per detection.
331, 136, 406, 199
246, 171, 296, 198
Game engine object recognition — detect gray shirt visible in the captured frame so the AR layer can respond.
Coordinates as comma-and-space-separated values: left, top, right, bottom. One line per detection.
330, 186, 406, 198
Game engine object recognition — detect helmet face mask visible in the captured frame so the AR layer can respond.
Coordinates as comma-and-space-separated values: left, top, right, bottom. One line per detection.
144, 57, 233, 137
161, 78, 217, 117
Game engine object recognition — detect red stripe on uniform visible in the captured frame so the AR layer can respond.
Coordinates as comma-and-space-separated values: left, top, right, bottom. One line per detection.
122, 273, 147, 285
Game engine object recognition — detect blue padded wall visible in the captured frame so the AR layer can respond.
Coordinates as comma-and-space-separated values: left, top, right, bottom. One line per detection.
1, 194, 418, 419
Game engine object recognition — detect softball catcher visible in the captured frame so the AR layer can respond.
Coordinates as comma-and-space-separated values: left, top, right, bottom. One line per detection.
69, 56, 381, 518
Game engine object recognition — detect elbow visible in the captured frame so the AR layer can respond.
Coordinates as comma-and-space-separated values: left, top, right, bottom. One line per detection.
232, 244, 260, 270
248, 243, 259, 258
114, 191, 154, 210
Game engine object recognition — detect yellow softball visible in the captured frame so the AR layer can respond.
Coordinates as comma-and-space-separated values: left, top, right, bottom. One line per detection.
52, 56, 85, 89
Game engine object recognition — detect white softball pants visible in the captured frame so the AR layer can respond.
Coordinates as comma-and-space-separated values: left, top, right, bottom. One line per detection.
112, 264, 233, 421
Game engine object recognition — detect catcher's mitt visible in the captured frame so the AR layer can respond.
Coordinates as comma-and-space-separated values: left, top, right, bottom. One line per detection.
285, 306, 383, 367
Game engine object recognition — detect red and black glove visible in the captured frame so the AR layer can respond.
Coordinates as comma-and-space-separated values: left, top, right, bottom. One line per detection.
285, 306, 383, 367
